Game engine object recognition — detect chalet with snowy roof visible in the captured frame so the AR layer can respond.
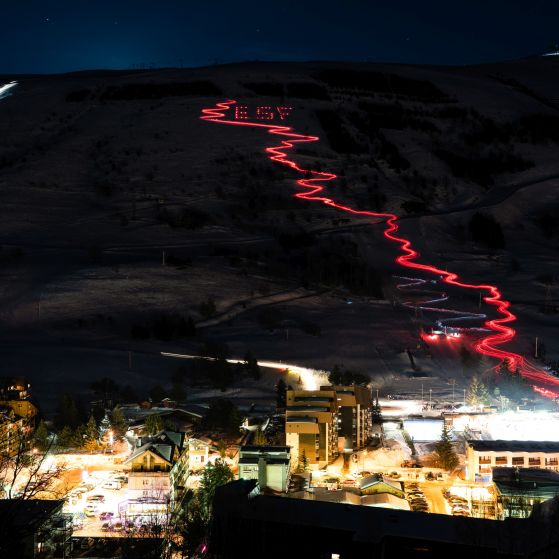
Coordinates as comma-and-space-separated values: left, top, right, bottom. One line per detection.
124, 430, 189, 508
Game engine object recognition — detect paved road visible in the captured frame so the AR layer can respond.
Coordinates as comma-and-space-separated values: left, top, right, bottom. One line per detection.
420, 482, 449, 515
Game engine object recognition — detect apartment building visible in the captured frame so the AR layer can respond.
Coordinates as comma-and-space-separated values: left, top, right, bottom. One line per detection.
324, 384, 372, 451
466, 440, 559, 481
285, 390, 338, 468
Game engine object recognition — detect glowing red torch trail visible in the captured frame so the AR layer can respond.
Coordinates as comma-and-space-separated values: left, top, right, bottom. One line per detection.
201, 100, 559, 397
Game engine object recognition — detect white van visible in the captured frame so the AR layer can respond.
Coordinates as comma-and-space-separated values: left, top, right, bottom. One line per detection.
102, 480, 122, 490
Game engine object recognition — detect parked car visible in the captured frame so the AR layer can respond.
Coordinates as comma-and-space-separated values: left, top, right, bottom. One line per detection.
113, 522, 124, 532
452, 504, 469, 513
449, 498, 468, 506
102, 480, 122, 490
87, 494, 105, 503
453, 510, 470, 517
84, 504, 98, 516
101, 522, 112, 532
100, 512, 114, 521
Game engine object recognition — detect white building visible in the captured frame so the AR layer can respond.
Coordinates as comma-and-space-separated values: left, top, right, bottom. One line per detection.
466, 440, 559, 481
188, 437, 212, 471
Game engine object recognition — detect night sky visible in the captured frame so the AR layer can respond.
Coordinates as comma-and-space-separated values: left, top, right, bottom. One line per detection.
1, 1, 558, 74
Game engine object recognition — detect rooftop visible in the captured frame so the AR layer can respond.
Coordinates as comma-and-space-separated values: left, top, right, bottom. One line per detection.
286, 416, 318, 424
469, 440, 559, 453
241, 445, 290, 454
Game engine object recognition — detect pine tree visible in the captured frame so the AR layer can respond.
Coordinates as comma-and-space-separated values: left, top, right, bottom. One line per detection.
253, 427, 267, 446
99, 412, 111, 439
56, 426, 73, 448
199, 459, 234, 518
300, 449, 309, 472
478, 381, 491, 406
328, 365, 343, 385
72, 424, 86, 447
498, 358, 512, 377
144, 413, 163, 436
83, 415, 99, 451
276, 378, 287, 409
33, 420, 49, 451
435, 424, 459, 471
467, 376, 481, 406
110, 406, 128, 440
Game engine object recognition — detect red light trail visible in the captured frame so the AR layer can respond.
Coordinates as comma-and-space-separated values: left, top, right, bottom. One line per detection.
201, 99, 559, 398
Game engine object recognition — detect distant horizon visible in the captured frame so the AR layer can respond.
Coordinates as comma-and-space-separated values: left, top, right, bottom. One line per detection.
0, 50, 555, 77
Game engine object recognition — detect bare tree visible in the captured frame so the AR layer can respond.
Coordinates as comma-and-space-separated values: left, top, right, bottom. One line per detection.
0, 417, 67, 500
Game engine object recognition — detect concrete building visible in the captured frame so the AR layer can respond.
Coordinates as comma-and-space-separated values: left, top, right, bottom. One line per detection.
238, 445, 291, 492
285, 389, 338, 468
466, 440, 559, 481
324, 384, 372, 451
493, 467, 559, 519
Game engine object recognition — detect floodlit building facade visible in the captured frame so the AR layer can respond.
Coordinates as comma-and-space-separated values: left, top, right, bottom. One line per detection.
238, 445, 291, 492
493, 467, 559, 519
285, 389, 338, 468
466, 440, 559, 481
324, 384, 372, 451
188, 437, 212, 471
124, 430, 189, 509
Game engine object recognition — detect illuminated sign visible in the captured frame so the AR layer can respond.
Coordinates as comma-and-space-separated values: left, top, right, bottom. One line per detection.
234, 105, 292, 121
